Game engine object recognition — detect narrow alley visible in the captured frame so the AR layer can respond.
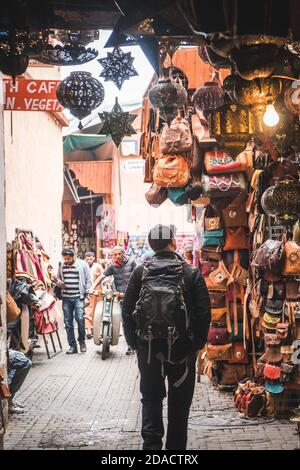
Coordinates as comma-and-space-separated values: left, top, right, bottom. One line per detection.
4, 333, 299, 451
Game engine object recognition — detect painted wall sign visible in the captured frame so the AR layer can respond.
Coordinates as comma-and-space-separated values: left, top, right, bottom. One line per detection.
122, 159, 144, 174
3, 78, 62, 112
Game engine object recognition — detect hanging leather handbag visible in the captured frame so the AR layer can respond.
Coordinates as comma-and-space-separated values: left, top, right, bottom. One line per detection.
145, 184, 168, 206
261, 312, 281, 330
204, 205, 222, 231
286, 281, 300, 300
153, 155, 190, 188
168, 182, 202, 205
229, 322, 244, 342
209, 291, 227, 309
264, 333, 281, 346
159, 116, 192, 154
203, 228, 225, 247
206, 343, 233, 361
190, 135, 205, 178
276, 323, 290, 340
205, 261, 231, 291
282, 241, 300, 276
200, 260, 219, 277
211, 307, 228, 323
228, 342, 248, 364
201, 246, 222, 261
280, 363, 294, 383
251, 239, 284, 274
201, 173, 246, 198
264, 299, 284, 315
204, 149, 253, 175
223, 227, 250, 251
264, 364, 281, 380
208, 326, 230, 345
222, 202, 248, 228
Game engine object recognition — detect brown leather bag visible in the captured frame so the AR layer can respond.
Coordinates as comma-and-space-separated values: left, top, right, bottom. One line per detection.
159, 116, 192, 154
201, 246, 222, 261
145, 184, 168, 206
6, 291, 21, 322
190, 136, 205, 178
286, 281, 300, 300
228, 342, 249, 364
209, 291, 227, 309
205, 261, 231, 291
223, 227, 250, 251
222, 202, 248, 228
206, 343, 233, 361
204, 205, 222, 231
251, 239, 284, 274
282, 241, 300, 276
153, 155, 190, 188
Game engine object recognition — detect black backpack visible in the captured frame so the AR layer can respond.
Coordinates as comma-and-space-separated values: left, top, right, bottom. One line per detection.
133, 256, 189, 363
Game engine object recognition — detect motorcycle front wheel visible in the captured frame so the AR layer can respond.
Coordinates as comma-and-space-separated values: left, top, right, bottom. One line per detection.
101, 323, 110, 360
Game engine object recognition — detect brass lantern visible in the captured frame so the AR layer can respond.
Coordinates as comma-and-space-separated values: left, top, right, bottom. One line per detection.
209, 99, 255, 159
233, 76, 282, 133
261, 176, 300, 226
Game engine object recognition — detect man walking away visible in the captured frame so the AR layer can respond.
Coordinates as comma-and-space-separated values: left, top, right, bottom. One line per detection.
58, 247, 92, 354
93, 245, 137, 355
122, 224, 211, 450
84, 251, 103, 339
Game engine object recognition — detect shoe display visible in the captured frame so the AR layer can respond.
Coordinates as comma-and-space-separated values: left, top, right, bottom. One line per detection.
66, 346, 78, 354
79, 342, 87, 353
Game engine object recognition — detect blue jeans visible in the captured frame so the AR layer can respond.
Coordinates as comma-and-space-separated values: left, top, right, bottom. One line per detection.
62, 296, 85, 347
8, 350, 32, 401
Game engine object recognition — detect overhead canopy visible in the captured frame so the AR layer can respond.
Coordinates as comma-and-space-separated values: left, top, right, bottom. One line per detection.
63, 134, 111, 153
66, 161, 112, 195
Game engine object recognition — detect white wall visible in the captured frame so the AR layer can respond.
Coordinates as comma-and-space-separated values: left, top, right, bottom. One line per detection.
4, 66, 64, 268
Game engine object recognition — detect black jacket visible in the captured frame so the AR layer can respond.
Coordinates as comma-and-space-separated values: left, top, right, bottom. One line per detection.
122, 251, 211, 357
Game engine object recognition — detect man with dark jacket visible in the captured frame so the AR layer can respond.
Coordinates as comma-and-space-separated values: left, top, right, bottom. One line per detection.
122, 225, 211, 450
93, 245, 137, 354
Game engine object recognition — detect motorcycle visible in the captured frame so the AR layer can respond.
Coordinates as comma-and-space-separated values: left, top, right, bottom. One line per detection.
93, 285, 122, 360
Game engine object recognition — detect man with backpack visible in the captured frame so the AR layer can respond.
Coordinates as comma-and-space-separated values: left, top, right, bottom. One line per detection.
122, 224, 211, 450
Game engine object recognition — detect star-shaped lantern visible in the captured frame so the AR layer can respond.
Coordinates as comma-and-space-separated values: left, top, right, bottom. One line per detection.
98, 97, 137, 147
98, 47, 138, 90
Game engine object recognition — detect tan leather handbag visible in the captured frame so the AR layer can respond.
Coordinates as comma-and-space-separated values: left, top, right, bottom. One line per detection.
159, 116, 192, 154
207, 343, 233, 361
222, 202, 248, 228
282, 241, 300, 276
223, 227, 250, 251
153, 155, 190, 188
204, 205, 222, 231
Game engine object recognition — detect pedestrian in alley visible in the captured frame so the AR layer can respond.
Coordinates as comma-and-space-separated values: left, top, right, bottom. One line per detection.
122, 224, 211, 450
93, 245, 137, 355
182, 239, 194, 266
58, 247, 92, 354
7, 349, 32, 414
84, 251, 103, 339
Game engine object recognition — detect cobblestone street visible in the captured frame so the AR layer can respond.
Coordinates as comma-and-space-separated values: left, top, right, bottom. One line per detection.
4, 330, 300, 451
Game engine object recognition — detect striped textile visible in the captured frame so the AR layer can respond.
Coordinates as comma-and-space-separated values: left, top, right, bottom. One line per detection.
62, 263, 80, 298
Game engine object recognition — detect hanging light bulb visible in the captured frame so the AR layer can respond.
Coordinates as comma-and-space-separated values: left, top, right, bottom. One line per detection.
263, 103, 280, 127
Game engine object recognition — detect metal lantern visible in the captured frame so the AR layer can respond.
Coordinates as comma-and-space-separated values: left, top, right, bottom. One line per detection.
0, 28, 49, 78
209, 100, 255, 159
233, 76, 282, 133
56, 71, 105, 125
53, 30, 99, 46
34, 44, 98, 66
261, 176, 300, 226
198, 45, 231, 69
149, 77, 187, 124
192, 73, 224, 120
98, 47, 138, 90
284, 80, 300, 115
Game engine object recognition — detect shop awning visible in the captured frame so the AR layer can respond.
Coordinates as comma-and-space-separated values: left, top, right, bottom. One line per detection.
66, 161, 112, 195
63, 134, 111, 153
